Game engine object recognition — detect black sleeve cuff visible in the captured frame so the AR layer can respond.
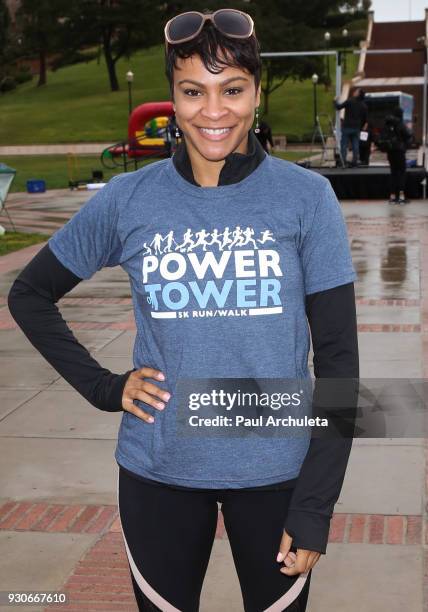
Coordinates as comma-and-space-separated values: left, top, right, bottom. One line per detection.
284, 509, 331, 555
95, 367, 137, 412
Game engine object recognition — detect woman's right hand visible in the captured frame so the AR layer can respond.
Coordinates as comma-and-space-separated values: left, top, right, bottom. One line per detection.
121, 367, 170, 423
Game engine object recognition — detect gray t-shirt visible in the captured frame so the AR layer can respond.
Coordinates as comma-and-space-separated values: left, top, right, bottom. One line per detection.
48, 154, 356, 488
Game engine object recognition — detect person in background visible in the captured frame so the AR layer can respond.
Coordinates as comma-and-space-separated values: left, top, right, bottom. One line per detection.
165, 113, 180, 156
255, 119, 274, 153
359, 118, 374, 166
334, 87, 368, 167
380, 107, 413, 205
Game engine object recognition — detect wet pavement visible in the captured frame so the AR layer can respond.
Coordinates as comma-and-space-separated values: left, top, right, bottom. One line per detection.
0, 188, 427, 611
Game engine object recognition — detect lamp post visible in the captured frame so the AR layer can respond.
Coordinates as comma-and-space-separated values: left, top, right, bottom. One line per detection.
312, 73, 319, 127
324, 31, 331, 86
342, 28, 349, 74
126, 70, 134, 116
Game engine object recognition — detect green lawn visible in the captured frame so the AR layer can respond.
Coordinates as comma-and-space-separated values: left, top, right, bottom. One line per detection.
0, 231, 47, 256
274, 150, 308, 162
0, 46, 358, 145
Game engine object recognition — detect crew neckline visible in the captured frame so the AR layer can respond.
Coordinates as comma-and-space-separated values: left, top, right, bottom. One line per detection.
164, 150, 271, 199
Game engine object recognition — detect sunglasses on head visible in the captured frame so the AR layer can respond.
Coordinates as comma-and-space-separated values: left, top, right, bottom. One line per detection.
164, 8, 255, 46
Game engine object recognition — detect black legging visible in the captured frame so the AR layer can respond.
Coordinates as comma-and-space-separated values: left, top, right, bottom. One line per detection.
387, 150, 407, 197
117, 466, 312, 612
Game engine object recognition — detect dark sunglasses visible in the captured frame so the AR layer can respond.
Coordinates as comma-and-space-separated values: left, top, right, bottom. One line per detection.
164, 8, 255, 46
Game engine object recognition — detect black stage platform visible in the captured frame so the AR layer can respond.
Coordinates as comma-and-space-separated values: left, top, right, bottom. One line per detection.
299, 165, 427, 200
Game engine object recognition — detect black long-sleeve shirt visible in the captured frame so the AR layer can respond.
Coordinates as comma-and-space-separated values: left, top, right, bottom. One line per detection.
335, 96, 368, 130
7, 128, 358, 554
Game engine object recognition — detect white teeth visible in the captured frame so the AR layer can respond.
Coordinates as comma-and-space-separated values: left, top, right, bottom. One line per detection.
200, 127, 231, 135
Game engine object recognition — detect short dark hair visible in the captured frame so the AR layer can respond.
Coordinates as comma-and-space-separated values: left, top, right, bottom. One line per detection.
164, 16, 262, 101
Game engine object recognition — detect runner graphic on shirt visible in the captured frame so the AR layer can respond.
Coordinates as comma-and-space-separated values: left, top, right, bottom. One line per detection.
141, 225, 283, 319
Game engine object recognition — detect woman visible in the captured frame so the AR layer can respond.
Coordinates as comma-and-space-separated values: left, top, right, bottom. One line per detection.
359, 120, 374, 167
8, 8, 359, 611
381, 107, 412, 205
334, 87, 368, 167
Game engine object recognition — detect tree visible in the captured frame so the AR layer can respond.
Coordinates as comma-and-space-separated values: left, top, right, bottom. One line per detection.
251, 0, 369, 114
65, 0, 162, 92
15, 0, 69, 87
0, 0, 9, 57
0, 0, 11, 91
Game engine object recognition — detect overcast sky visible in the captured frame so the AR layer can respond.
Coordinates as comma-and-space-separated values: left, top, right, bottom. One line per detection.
371, 0, 427, 21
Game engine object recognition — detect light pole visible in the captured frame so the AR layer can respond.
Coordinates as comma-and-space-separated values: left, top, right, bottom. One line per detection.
324, 31, 331, 86
342, 28, 349, 74
126, 70, 134, 116
312, 73, 319, 127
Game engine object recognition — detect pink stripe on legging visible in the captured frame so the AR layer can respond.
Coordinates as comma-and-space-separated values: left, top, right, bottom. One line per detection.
116, 470, 182, 612
117, 468, 309, 611
263, 570, 310, 612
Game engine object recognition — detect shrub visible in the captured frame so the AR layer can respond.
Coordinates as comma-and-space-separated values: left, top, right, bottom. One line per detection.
15, 68, 33, 84
51, 50, 98, 71
0, 75, 17, 93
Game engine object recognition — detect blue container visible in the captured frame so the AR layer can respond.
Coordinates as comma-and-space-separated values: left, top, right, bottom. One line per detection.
27, 179, 46, 193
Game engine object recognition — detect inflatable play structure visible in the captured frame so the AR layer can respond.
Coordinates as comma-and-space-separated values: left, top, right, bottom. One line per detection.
101, 101, 176, 170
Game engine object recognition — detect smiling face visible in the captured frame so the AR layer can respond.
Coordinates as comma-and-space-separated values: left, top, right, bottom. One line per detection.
172, 51, 261, 164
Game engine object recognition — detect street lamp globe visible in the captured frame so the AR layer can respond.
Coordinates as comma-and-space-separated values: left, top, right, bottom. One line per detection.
312, 73, 319, 85
342, 28, 348, 38
324, 31, 331, 42
126, 70, 134, 83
